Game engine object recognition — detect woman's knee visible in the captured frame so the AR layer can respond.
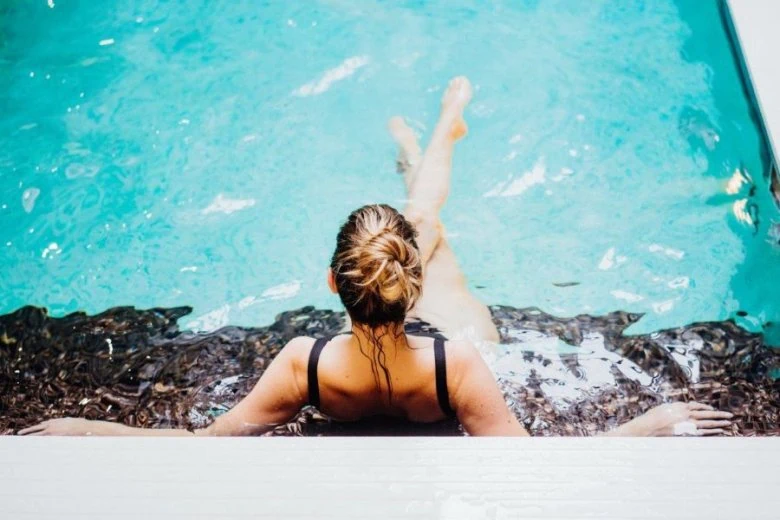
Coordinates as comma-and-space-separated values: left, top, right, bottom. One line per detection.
403, 208, 442, 261
408, 210, 442, 244
405, 208, 440, 236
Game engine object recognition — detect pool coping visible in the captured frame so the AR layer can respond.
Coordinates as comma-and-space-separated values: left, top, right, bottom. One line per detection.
2, 437, 779, 518
723, 0, 780, 204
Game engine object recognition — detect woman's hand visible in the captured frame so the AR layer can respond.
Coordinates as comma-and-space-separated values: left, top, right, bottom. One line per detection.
18, 418, 116, 436
612, 401, 733, 437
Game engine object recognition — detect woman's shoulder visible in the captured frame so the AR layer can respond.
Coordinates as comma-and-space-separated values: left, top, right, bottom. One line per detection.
440, 338, 486, 375
406, 335, 480, 362
284, 335, 318, 347
280, 335, 348, 362
274, 336, 318, 367
284, 333, 351, 348
441, 338, 480, 356
282, 336, 318, 353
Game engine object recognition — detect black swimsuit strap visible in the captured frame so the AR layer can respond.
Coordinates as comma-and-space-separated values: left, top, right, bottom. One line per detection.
307, 337, 329, 409
433, 337, 456, 418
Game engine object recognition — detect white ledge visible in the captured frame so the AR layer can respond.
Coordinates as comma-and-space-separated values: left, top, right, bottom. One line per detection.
1, 437, 778, 518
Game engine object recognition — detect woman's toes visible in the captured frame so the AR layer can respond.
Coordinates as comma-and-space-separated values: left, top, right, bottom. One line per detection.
441, 76, 473, 111
388, 116, 417, 146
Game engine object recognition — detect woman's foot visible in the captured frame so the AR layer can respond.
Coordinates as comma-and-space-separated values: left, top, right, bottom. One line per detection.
439, 76, 472, 141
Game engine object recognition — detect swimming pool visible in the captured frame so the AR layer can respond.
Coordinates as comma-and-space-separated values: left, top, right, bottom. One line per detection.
1, 0, 778, 344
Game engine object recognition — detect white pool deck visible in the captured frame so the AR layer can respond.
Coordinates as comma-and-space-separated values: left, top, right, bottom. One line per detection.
2, 437, 779, 519
4, 2, 780, 519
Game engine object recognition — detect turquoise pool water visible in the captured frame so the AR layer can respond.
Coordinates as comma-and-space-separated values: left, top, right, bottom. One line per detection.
1, 0, 778, 341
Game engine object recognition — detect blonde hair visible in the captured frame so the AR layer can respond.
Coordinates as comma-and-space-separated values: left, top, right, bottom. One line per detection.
331, 204, 423, 326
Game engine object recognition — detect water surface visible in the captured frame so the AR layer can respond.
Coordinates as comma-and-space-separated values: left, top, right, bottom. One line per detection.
1, 0, 777, 342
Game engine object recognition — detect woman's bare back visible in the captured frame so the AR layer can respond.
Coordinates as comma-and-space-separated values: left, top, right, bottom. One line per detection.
309, 334, 451, 423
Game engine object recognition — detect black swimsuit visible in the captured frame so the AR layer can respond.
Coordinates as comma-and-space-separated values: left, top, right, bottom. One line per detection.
306, 334, 461, 436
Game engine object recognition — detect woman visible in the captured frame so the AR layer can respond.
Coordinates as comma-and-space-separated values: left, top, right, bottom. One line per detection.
20, 77, 732, 437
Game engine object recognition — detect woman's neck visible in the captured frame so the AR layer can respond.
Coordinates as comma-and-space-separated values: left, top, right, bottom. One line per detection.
350, 321, 409, 355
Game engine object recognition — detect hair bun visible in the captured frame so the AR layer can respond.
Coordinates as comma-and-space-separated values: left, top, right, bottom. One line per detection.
331, 205, 423, 325
358, 231, 420, 305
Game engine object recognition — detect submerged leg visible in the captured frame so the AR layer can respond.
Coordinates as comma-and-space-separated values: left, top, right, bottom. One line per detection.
391, 77, 499, 343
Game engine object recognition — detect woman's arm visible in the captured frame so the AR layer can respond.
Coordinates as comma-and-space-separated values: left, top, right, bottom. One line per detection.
18, 418, 195, 436
18, 337, 313, 437
198, 337, 310, 436
447, 341, 732, 437
448, 341, 530, 436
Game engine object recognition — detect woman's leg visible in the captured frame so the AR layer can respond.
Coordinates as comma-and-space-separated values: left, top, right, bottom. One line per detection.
391, 77, 499, 343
